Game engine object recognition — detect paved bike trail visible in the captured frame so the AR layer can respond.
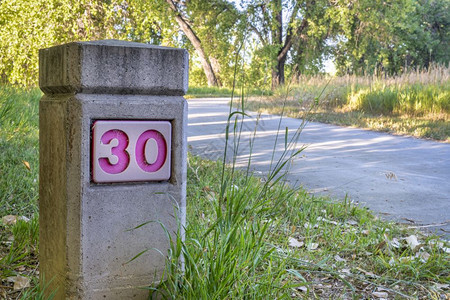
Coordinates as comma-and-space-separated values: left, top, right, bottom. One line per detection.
187, 98, 450, 236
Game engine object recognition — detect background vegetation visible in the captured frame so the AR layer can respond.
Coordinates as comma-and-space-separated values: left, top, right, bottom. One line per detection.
246, 65, 450, 141
1, 0, 449, 89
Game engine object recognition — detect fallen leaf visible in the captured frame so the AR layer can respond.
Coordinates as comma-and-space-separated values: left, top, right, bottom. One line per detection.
307, 243, 319, 251
341, 268, 351, 275
19, 216, 30, 222
389, 238, 401, 249
206, 192, 216, 202
384, 171, 397, 180
399, 256, 414, 263
416, 251, 430, 262
2, 215, 17, 225
347, 220, 358, 225
405, 235, 420, 250
429, 240, 444, 248
304, 222, 318, 229
374, 240, 387, 251
334, 254, 346, 262
433, 283, 449, 290
355, 267, 376, 277
317, 217, 338, 225
388, 258, 396, 266
13, 275, 30, 290
373, 291, 388, 298
297, 286, 308, 292
22, 161, 31, 171
288, 237, 304, 248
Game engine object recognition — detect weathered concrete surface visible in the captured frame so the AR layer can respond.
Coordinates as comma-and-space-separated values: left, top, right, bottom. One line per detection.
39, 40, 187, 299
39, 39, 189, 95
187, 98, 450, 237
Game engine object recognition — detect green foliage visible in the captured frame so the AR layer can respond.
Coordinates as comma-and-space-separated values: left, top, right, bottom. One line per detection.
334, 0, 450, 75
0, 0, 126, 86
124, 0, 175, 45
0, 0, 448, 88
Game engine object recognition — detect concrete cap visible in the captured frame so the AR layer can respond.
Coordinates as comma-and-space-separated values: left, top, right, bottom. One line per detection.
39, 40, 189, 95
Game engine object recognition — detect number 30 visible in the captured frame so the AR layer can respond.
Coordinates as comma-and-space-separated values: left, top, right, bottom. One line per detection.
98, 129, 168, 174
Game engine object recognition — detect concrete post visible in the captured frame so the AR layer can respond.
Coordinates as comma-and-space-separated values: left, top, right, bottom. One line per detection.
39, 40, 188, 299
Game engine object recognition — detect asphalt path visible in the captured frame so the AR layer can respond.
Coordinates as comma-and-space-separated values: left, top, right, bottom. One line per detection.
187, 98, 450, 236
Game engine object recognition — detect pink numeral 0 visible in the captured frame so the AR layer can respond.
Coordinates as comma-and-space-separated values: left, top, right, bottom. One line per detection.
98, 129, 167, 175
135, 130, 167, 172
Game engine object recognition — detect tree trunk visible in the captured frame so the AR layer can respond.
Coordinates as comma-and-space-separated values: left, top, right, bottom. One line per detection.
165, 0, 219, 87
271, 0, 283, 89
271, 56, 286, 88
272, 15, 307, 89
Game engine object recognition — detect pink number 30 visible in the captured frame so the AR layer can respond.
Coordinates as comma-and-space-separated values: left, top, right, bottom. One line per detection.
98, 129, 167, 174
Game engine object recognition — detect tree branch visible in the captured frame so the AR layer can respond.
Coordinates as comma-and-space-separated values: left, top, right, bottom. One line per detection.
260, 4, 271, 42
249, 23, 267, 46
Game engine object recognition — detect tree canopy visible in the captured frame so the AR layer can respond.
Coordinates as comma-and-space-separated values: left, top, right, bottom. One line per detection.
0, 0, 448, 88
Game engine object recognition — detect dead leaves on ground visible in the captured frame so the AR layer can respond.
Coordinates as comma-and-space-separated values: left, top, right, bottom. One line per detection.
1, 215, 38, 299
284, 216, 449, 299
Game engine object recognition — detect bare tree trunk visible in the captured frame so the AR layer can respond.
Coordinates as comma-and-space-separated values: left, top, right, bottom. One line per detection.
209, 56, 223, 86
271, 0, 305, 89
165, 0, 219, 87
271, 0, 283, 89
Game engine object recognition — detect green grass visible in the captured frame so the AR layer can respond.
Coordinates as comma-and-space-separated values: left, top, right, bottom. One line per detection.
0, 86, 449, 299
0, 86, 40, 217
146, 153, 450, 299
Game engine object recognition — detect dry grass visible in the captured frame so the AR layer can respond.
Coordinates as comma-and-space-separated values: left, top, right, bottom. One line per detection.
246, 65, 450, 141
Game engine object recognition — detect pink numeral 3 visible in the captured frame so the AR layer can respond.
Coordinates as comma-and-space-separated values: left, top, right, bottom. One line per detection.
98, 130, 130, 174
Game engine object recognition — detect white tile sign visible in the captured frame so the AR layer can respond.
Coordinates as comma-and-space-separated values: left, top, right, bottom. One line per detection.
91, 120, 171, 183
